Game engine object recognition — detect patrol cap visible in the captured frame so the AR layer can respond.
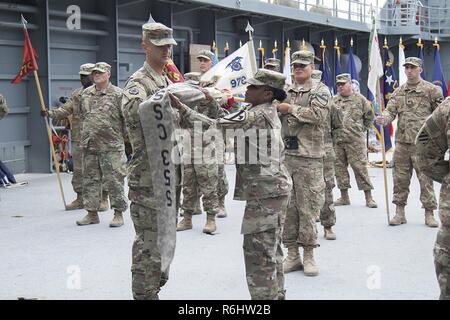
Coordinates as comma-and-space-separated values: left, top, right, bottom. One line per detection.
142, 22, 177, 46
291, 50, 315, 65
246, 68, 286, 91
79, 63, 95, 76
403, 57, 422, 68
92, 62, 111, 73
184, 72, 201, 84
197, 50, 214, 61
336, 73, 351, 84
264, 58, 281, 68
311, 70, 323, 80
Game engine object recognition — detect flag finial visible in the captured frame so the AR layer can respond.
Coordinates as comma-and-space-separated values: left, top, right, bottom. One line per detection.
245, 21, 254, 40
239, 40, 242, 47
259, 40, 262, 48
287, 39, 290, 48
147, 14, 156, 24
321, 39, 324, 47
21, 14, 28, 27
350, 38, 354, 47
335, 38, 338, 47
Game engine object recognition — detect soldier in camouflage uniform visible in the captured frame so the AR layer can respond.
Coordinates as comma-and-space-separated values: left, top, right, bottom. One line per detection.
121, 21, 177, 300
197, 49, 229, 219
176, 51, 227, 234
264, 58, 281, 72
416, 98, 450, 299
0, 93, 8, 120
40, 64, 110, 211
76, 62, 128, 228
377, 57, 443, 227
170, 68, 292, 300
278, 50, 330, 276
312, 70, 342, 240
333, 73, 377, 208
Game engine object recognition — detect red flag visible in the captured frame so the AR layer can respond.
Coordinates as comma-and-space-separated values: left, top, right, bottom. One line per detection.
11, 16, 38, 84
164, 58, 184, 83
447, 81, 450, 97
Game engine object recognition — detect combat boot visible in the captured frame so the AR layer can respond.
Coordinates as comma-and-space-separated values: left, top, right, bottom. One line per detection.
389, 205, 407, 226
177, 213, 193, 231
303, 247, 319, 276
217, 202, 227, 218
76, 211, 100, 226
109, 211, 124, 228
425, 210, 439, 228
203, 214, 217, 234
324, 227, 336, 240
364, 190, 378, 208
99, 194, 109, 212
66, 193, 83, 210
334, 189, 350, 206
283, 245, 303, 273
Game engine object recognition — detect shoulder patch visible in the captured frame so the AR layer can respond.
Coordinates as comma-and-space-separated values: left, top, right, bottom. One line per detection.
312, 91, 330, 107
123, 83, 147, 101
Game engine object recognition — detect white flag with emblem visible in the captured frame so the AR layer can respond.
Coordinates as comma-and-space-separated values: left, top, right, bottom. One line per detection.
200, 40, 257, 95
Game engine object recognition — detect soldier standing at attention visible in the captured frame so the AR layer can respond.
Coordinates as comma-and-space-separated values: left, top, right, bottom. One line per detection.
333, 73, 377, 208
264, 58, 281, 72
121, 19, 177, 300
176, 51, 226, 234
170, 68, 292, 300
41, 64, 109, 211
277, 50, 330, 276
177, 50, 227, 231
76, 62, 128, 227
0, 93, 8, 119
376, 57, 443, 227
199, 49, 229, 219
416, 98, 450, 299
312, 70, 342, 240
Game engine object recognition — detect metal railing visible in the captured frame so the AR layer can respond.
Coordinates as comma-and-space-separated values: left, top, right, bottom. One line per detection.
265, 0, 450, 37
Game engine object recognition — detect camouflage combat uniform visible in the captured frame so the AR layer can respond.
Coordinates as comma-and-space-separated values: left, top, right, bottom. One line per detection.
321, 96, 342, 228
80, 82, 128, 213
281, 79, 329, 249
48, 87, 85, 197
383, 78, 443, 212
333, 92, 374, 191
183, 63, 229, 218
122, 60, 175, 299
0, 93, 8, 119
177, 94, 226, 231
416, 99, 450, 299
178, 69, 292, 300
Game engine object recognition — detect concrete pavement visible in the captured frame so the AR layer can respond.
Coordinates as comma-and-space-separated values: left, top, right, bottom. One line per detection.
0, 164, 442, 300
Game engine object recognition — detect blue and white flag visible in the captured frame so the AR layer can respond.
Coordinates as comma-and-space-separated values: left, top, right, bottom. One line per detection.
201, 40, 257, 95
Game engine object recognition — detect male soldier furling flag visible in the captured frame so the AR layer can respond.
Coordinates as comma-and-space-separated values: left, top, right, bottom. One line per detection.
121, 16, 178, 300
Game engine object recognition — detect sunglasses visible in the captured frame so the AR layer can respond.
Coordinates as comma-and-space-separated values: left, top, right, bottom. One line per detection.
292, 64, 309, 69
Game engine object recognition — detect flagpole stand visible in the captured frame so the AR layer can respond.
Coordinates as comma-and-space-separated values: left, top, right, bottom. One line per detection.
33, 70, 67, 209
